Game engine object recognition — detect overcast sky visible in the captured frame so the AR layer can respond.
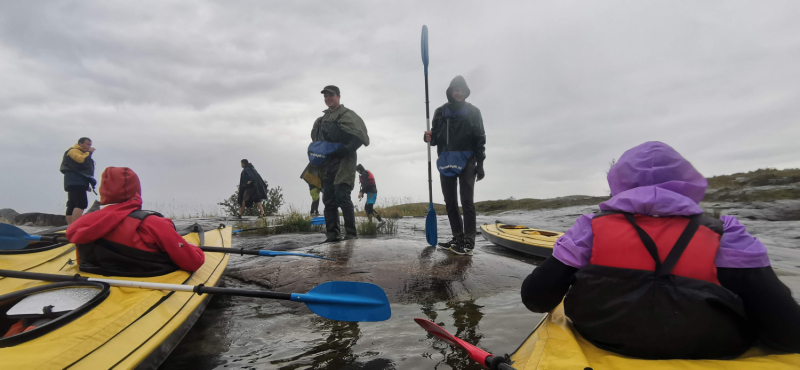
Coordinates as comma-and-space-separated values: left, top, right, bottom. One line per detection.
2, 1, 799, 215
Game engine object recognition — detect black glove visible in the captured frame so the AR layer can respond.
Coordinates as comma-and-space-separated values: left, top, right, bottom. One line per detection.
476, 160, 485, 182
332, 146, 350, 158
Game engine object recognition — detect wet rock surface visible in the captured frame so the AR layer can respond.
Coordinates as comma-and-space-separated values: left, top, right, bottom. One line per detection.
12, 213, 67, 227
149, 202, 800, 369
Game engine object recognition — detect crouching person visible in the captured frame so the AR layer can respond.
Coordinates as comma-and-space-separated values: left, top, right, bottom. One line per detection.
66, 167, 205, 276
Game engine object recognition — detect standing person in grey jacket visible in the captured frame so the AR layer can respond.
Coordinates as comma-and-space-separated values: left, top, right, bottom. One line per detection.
60, 137, 97, 224
424, 76, 486, 255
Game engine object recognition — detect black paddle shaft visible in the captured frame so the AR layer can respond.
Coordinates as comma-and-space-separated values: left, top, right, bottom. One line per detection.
0, 269, 293, 300
424, 74, 433, 204
30, 236, 241, 256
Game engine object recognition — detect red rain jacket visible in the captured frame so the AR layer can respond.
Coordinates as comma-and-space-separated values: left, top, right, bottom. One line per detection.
67, 196, 205, 272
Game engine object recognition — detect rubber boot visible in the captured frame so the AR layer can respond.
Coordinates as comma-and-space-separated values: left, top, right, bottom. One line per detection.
376, 213, 383, 223
324, 208, 341, 242
342, 205, 358, 240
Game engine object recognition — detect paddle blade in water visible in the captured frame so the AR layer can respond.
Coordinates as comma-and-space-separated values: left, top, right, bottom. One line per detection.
310, 216, 325, 225
292, 281, 391, 322
414, 318, 493, 367
0, 223, 40, 250
425, 203, 437, 246
258, 250, 335, 261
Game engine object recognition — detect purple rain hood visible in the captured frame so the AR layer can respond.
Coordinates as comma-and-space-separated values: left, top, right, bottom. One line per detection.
552, 141, 770, 269
601, 141, 707, 216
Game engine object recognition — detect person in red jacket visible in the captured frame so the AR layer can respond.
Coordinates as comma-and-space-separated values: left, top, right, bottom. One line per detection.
66, 167, 205, 276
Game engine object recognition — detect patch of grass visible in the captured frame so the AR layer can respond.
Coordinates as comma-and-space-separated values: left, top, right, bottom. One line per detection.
235, 206, 324, 235
356, 218, 398, 236
707, 168, 800, 189
704, 187, 800, 203
0, 217, 8, 224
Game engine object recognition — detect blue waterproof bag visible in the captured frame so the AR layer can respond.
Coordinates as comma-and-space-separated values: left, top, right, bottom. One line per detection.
307, 141, 343, 166
436, 151, 473, 177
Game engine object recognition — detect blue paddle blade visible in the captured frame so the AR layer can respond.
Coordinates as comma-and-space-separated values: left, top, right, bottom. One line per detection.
310, 216, 325, 225
425, 203, 437, 246
0, 223, 41, 250
258, 250, 335, 261
291, 281, 391, 322
421, 25, 429, 75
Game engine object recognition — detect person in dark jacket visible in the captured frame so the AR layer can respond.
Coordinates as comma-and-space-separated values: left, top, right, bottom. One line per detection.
357, 164, 382, 223
520, 142, 800, 359
60, 137, 97, 224
310, 85, 370, 242
423, 76, 486, 255
238, 159, 268, 218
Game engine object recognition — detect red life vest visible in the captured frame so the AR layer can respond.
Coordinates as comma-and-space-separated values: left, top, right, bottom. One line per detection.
360, 170, 376, 187
563, 211, 753, 359
590, 213, 721, 284
76, 210, 179, 277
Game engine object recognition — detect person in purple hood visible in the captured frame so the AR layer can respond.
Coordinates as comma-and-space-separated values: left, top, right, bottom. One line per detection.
521, 141, 800, 359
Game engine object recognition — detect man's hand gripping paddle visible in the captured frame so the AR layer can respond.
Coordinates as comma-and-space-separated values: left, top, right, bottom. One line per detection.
414, 318, 515, 369
421, 25, 437, 246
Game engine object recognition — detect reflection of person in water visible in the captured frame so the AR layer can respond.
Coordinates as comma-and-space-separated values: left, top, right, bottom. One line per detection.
412, 252, 482, 368
300, 318, 391, 369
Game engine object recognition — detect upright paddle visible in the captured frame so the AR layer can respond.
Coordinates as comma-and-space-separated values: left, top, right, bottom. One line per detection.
0, 223, 334, 260
414, 318, 515, 369
0, 269, 391, 322
421, 25, 437, 246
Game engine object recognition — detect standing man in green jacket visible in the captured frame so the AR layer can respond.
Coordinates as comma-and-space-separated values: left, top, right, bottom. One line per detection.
310, 85, 370, 242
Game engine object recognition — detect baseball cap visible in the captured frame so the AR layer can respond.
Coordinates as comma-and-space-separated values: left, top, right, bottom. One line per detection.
320, 85, 340, 95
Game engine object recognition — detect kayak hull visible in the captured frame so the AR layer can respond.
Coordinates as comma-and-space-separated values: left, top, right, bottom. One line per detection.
480, 222, 562, 258
0, 224, 232, 369
510, 303, 800, 370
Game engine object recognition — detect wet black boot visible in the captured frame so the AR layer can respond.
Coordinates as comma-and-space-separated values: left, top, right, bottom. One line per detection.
324, 209, 341, 242
342, 205, 358, 240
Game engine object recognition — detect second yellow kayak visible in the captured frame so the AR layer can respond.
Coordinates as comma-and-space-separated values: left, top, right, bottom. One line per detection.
480, 221, 563, 258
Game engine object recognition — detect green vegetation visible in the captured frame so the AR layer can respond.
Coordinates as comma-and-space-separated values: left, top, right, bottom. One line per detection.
373, 195, 610, 216
218, 186, 285, 217
235, 207, 323, 235
0, 217, 9, 224
356, 218, 398, 236
706, 168, 800, 189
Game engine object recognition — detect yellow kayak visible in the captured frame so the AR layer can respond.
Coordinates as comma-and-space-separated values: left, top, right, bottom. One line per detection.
0, 224, 232, 369
480, 222, 563, 258
510, 303, 800, 370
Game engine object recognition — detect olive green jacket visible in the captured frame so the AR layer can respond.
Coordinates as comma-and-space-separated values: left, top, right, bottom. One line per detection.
310, 105, 369, 187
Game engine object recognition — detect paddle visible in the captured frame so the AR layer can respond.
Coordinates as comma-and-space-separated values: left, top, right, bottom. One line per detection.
0, 269, 391, 322
232, 225, 283, 234
0, 223, 333, 260
421, 25, 437, 246
414, 318, 515, 369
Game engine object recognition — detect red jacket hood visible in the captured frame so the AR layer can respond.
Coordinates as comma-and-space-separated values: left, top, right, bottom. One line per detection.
100, 167, 141, 205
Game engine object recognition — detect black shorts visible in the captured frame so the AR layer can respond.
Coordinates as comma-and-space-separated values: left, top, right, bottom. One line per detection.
66, 187, 88, 215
